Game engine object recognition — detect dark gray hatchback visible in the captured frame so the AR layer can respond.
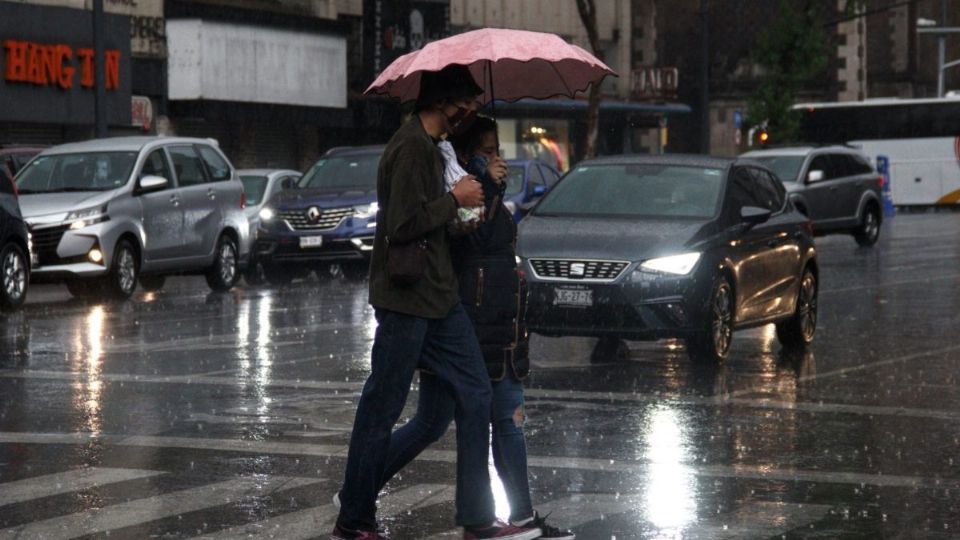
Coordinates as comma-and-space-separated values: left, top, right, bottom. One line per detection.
517, 155, 818, 363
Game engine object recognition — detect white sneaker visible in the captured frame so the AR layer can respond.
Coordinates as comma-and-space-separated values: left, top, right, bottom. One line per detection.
333, 491, 341, 510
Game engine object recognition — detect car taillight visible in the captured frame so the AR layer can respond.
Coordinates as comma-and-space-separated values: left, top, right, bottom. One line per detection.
240, 192, 247, 209
877, 175, 885, 188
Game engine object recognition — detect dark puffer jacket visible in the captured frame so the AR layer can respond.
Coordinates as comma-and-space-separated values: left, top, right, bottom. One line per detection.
450, 157, 529, 381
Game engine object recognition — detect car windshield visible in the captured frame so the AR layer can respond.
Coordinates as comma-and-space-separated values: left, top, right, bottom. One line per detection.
504, 166, 525, 195
533, 163, 724, 219
748, 156, 805, 182
298, 153, 380, 190
15, 151, 137, 193
240, 175, 270, 205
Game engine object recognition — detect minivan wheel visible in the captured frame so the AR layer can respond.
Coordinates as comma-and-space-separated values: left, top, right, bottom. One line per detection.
687, 275, 734, 364
104, 240, 139, 299
206, 235, 239, 292
776, 268, 818, 349
854, 204, 881, 246
0, 243, 28, 311
139, 275, 166, 292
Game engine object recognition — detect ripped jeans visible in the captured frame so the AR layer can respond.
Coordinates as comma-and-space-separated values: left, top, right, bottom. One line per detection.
380, 372, 534, 522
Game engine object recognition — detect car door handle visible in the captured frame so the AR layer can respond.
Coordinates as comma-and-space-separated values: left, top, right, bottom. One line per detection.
169, 195, 180, 207
206, 189, 216, 200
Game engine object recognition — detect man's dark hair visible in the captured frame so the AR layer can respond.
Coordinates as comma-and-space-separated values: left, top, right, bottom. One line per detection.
415, 64, 483, 112
451, 115, 498, 157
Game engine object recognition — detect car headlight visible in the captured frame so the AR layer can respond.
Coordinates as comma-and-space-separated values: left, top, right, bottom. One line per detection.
259, 207, 276, 221
638, 252, 701, 276
67, 206, 109, 230
353, 202, 379, 219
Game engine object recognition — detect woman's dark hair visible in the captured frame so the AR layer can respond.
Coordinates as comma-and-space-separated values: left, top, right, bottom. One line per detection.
451, 115, 498, 157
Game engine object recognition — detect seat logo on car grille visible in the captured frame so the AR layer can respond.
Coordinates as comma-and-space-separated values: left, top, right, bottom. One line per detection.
306, 206, 321, 222
569, 262, 586, 277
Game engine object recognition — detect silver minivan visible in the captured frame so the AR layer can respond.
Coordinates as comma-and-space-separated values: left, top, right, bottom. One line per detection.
15, 137, 251, 298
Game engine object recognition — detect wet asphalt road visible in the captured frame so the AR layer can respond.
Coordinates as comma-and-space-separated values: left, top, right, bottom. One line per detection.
1, 212, 959, 539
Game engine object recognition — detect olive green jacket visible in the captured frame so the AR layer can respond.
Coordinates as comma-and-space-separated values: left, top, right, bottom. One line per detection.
368, 116, 460, 318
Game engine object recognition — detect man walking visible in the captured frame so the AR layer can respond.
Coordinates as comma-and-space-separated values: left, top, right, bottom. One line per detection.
331, 65, 542, 540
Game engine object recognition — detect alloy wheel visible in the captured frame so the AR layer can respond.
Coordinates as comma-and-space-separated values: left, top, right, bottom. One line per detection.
711, 282, 733, 356
118, 248, 137, 294
797, 273, 818, 342
3, 248, 26, 302
219, 241, 237, 284
863, 210, 879, 242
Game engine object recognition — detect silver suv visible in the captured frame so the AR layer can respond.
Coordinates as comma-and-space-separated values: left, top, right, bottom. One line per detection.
741, 146, 883, 246
15, 137, 250, 298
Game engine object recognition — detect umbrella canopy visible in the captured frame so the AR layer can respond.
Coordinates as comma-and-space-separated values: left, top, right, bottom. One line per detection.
365, 28, 616, 104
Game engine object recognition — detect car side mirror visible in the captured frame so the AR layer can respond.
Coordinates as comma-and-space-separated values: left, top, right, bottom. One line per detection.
138, 175, 168, 193
531, 185, 547, 196
807, 169, 824, 183
741, 205, 772, 224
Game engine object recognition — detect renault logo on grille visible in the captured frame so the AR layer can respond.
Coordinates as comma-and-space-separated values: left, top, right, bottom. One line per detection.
306, 207, 321, 222
569, 263, 586, 277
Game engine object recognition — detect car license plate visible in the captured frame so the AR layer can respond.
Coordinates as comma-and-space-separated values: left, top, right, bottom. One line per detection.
553, 288, 593, 307
299, 236, 323, 248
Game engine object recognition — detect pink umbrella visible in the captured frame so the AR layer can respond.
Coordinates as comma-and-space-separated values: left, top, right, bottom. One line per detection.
364, 28, 616, 104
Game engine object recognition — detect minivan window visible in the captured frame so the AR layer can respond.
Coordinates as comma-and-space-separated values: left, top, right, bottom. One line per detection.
197, 146, 231, 181
240, 175, 269, 205
299, 153, 380, 190
168, 146, 208, 187
16, 152, 138, 193
533, 164, 723, 219
141, 150, 174, 186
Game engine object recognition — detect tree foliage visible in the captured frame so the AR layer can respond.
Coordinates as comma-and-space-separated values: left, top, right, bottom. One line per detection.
746, 0, 830, 143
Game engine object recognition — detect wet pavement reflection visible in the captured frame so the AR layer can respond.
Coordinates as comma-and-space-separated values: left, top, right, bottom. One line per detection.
1, 213, 959, 539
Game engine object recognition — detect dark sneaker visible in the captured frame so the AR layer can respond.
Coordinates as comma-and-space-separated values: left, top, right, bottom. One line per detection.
524, 512, 574, 540
463, 520, 541, 540
331, 523, 387, 540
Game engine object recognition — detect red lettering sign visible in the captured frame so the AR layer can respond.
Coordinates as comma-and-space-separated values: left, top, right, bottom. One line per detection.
2, 40, 120, 91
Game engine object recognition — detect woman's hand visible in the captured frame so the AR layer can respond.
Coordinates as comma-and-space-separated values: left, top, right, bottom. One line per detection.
486, 157, 508, 183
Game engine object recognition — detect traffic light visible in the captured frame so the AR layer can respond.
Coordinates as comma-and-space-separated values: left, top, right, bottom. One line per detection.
757, 127, 770, 146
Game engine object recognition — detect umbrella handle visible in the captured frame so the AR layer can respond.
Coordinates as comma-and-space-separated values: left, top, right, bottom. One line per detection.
487, 59, 496, 117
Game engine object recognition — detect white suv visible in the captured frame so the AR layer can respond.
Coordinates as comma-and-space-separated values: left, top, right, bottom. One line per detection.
15, 137, 251, 298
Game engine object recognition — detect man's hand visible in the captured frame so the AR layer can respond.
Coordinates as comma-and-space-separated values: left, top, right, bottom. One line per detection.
451, 175, 484, 207
486, 157, 508, 183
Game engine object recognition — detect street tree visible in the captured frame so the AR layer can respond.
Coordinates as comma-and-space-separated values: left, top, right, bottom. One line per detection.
575, 0, 602, 159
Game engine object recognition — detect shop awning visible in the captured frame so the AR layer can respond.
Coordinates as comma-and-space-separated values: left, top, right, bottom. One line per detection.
488, 98, 691, 115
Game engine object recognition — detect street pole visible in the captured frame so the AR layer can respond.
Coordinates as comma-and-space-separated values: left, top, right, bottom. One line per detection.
938, 0, 947, 97
93, 0, 107, 138
700, 0, 710, 154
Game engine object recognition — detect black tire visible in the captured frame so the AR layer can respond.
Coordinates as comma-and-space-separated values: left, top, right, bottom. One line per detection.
776, 268, 818, 349
264, 264, 295, 287
853, 204, 881, 247
686, 275, 734, 364
243, 259, 266, 286
103, 239, 139, 299
205, 235, 240, 292
139, 275, 166, 292
0, 243, 29, 311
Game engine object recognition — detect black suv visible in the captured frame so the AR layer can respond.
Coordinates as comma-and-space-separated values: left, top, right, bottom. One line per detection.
0, 170, 29, 311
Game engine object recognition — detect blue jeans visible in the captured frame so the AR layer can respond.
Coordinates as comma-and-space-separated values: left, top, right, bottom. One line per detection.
381, 373, 534, 522
336, 305, 495, 530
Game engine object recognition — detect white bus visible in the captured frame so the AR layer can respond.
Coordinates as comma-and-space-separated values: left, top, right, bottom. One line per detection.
793, 97, 960, 207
